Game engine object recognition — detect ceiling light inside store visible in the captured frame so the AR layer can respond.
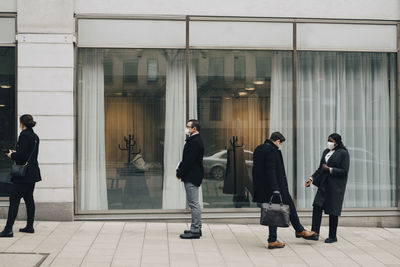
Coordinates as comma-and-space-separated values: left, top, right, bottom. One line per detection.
238, 92, 248, 96
253, 80, 265, 85
0, 85, 11, 89
0, 104, 5, 107
245, 87, 255, 91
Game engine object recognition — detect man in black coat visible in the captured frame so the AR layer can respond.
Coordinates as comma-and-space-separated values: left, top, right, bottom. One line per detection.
253, 132, 314, 249
177, 119, 204, 239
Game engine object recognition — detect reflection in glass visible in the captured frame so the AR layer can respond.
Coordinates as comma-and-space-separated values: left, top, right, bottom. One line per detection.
193, 50, 293, 208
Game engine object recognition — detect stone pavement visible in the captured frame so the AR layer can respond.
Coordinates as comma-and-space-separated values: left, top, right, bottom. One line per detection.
0, 220, 400, 267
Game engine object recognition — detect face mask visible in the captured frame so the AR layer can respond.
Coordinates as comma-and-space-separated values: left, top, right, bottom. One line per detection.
184, 128, 190, 136
327, 141, 335, 150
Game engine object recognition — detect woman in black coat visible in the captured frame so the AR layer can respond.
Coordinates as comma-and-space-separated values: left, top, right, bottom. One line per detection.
305, 133, 350, 243
0, 114, 41, 237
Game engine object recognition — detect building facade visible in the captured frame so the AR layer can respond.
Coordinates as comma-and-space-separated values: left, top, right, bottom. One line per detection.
0, 0, 399, 226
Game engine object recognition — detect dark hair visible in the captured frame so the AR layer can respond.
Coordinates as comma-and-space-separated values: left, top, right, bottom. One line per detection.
329, 133, 346, 150
20, 114, 36, 128
187, 119, 201, 132
270, 132, 286, 143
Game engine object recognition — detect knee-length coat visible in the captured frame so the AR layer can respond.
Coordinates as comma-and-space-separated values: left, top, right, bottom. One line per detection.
311, 148, 350, 216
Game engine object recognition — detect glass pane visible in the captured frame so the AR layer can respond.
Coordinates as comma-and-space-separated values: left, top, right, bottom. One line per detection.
192, 50, 293, 209
78, 48, 185, 211
296, 51, 398, 208
0, 47, 15, 197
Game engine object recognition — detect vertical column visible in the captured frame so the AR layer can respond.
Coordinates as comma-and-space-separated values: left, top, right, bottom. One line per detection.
17, 0, 74, 220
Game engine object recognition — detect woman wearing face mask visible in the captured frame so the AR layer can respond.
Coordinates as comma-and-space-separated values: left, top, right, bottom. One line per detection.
0, 114, 41, 237
304, 133, 350, 243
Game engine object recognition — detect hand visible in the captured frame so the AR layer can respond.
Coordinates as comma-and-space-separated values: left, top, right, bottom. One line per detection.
305, 178, 312, 187
6, 149, 13, 159
176, 176, 181, 180
322, 164, 330, 171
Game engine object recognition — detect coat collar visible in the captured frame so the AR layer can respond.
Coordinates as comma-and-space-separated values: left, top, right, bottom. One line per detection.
186, 133, 200, 142
264, 139, 279, 150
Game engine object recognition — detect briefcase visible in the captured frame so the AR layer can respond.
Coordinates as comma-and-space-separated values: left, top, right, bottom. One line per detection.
260, 193, 290, 227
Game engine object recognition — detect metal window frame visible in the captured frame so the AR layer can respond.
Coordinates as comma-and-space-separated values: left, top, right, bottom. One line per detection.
73, 15, 400, 217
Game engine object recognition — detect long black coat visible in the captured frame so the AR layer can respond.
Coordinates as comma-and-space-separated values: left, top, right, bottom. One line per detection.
311, 148, 350, 216
11, 128, 41, 183
252, 139, 291, 204
176, 134, 204, 187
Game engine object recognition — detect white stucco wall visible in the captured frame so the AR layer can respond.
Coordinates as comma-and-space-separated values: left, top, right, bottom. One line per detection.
75, 0, 400, 21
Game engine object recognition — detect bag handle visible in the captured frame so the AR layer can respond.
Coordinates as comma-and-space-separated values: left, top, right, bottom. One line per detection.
24, 139, 38, 166
268, 193, 283, 206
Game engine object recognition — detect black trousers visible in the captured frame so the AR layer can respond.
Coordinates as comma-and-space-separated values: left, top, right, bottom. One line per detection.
311, 206, 338, 239
5, 183, 36, 231
268, 194, 304, 243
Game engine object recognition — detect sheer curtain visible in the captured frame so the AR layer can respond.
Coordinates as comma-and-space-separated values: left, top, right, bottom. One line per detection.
78, 49, 108, 210
270, 51, 294, 193
162, 50, 201, 209
297, 52, 397, 208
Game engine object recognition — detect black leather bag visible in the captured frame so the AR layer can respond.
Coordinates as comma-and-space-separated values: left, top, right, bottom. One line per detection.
260, 193, 290, 227
10, 140, 37, 178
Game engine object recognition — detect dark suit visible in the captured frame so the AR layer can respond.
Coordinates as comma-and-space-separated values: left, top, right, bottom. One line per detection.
176, 134, 204, 187
5, 128, 41, 231
252, 139, 305, 242
310, 147, 350, 238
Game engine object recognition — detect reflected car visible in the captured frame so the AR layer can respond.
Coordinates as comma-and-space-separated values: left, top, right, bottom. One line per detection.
203, 150, 253, 180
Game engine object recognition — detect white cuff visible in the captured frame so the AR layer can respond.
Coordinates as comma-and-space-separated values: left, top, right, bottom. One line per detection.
329, 167, 333, 174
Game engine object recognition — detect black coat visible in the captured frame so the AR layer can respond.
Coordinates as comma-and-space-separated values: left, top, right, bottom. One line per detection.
252, 139, 291, 204
311, 148, 350, 216
11, 128, 41, 183
176, 134, 204, 187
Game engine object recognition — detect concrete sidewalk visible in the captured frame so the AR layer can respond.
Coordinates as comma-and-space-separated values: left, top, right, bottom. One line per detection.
0, 220, 400, 267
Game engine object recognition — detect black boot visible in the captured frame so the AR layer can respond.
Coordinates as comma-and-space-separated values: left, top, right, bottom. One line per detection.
19, 226, 35, 233
0, 229, 14, 238
184, 229, 202, 236
180, 232, 201, 239
325, 237, 337, 243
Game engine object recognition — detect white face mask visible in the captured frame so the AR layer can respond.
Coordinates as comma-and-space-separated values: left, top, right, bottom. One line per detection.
327, 141, 335, 150
184, 128, 190, 136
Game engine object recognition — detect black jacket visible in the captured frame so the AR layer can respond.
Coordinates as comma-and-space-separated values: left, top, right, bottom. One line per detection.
11, 128, 41, 183
311, 148, 350, 216
176, 134, 204, 187
252, 139, 291, 204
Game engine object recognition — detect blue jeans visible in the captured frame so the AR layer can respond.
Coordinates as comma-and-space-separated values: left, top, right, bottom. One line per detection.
184, 182, 202, 233
268, 194, 304, 243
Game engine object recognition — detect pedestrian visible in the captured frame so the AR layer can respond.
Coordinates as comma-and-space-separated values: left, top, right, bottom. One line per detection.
253, 132, 315, 249
305, 133, 350, 243
0, 114, 41, 237
177, 119, 205, 239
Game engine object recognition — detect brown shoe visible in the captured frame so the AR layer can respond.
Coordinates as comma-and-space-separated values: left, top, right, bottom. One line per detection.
295, 230, 315, 239
268, 240, 285, 249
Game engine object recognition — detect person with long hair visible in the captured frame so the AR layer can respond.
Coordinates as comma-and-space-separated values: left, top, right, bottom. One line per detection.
304, 133, 350, 243
0, 114, 41, 237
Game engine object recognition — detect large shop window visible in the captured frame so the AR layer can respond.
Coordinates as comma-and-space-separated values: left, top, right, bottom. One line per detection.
296, 52, 398, 208
78, 49, 191, 211
193, 50, 294, 208
0, 47, 16, 197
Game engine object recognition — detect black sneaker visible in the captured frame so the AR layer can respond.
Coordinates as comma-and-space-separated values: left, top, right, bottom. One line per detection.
180, 232, 201, 239
0, 230, 13, 238
19, 227, 35, 233
325, 237, 337, 243
184, 230, 202, 236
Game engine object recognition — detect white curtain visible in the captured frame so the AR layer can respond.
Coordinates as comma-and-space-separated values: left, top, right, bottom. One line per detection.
297, 52, 396, 208
78, 49, 108, 211
270, 51, 294, 193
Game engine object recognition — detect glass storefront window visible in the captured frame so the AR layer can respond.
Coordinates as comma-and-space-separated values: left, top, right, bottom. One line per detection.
0, 47, 15, 197
78, 49, 187, 211
296, 51, 398, 208
192, 50, 293, 209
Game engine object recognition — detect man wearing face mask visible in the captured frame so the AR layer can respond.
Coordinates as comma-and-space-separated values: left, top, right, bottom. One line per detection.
305, 133, 350, 243
253, 132, 315, 249
176, 120, 204, 239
